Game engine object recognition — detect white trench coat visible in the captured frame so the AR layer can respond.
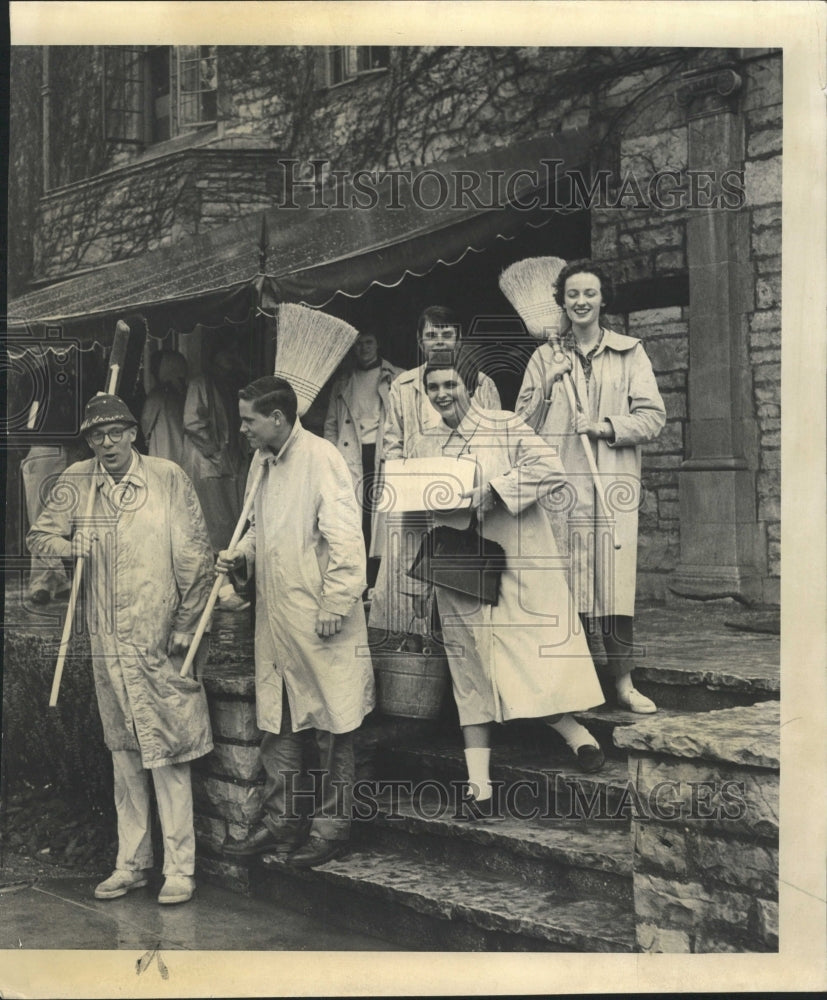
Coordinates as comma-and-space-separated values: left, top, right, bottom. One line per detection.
235, 423, 375, 735
516, 330, 666, 618
409, 406, 604, 726
27, 453, 215, 767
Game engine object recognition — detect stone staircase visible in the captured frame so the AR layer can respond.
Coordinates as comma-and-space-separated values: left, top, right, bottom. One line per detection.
194, 600, 780, 952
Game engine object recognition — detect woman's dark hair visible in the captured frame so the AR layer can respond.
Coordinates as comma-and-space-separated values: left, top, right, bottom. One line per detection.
238, 375, 298, 425
422, 344, 482, 399
553, 260, 615, 312
417, 305, 462, 339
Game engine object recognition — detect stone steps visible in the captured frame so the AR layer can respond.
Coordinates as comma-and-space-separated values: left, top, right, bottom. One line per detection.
374, 740, 636, 819
235, 739, 638, 951
575, 704, 718, 758
195, 601, 780, 952
255, 845, 635, 952
358, 799, 633, 905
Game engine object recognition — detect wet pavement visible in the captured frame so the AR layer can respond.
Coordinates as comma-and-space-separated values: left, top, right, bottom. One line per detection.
0, 871, 394, 951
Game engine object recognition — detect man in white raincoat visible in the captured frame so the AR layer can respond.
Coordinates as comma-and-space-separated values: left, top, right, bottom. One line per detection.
27, 393, 214, 906
219, 376, 375, 869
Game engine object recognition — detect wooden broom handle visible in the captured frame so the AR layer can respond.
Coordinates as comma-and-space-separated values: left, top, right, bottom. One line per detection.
179, 461, 265, 678
49, 360, 124, 707
560, 372, 621, 551
49, 470, 98, 707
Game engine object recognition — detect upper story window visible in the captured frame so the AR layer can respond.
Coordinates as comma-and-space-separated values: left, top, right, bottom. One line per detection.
103, 45, 218, 146
319, 46, 390, 87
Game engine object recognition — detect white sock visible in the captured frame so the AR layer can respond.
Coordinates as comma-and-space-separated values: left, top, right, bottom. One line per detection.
463, 748, 492, 802
547, 714, 599, 751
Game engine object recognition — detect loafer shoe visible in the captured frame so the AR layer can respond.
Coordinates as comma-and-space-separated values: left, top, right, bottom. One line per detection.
617, 689, 658, 714
158, 875, 195, 905
286, 836, 348, 869
454, 790, 505, 823
29, 588, 51, 606
223, 824, 301, 857
94, 869, 150, 900
574, 744, 605, 773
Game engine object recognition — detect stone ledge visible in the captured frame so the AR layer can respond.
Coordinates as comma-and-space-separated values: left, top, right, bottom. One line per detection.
629, 755, 778, 839
614, 701, 779, 769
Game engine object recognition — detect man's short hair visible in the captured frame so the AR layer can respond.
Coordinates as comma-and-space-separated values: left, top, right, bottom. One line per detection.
238, 376, 298, 425
417, 305, 462, 339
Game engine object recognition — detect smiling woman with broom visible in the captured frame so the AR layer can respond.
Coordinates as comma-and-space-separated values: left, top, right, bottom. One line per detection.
509, 258, 666, 715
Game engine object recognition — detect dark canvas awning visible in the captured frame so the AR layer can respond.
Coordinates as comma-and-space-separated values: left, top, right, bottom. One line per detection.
8, 129, 593, 343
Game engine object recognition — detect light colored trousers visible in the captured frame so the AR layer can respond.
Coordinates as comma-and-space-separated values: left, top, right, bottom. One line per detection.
112, 750, 195, 876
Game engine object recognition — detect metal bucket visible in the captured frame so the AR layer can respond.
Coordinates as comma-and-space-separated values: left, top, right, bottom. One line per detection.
373, 648, 450, 720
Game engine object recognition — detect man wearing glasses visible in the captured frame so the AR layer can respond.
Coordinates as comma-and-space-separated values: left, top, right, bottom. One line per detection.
27, 392, 215, 906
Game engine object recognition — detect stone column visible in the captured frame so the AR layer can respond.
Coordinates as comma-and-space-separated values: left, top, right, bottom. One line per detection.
671, 62, 766, 603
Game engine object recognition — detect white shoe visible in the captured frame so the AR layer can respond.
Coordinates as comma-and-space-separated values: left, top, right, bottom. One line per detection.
158, 874, 195, 905
617, 688, 658, 714
217, 584, 250, 612
94, 869, 150, 900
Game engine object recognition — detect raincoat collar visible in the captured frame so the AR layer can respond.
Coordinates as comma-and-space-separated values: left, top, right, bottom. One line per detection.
562, 326, 640, 356
96, 448, 141, 488
259, 418, 303, 465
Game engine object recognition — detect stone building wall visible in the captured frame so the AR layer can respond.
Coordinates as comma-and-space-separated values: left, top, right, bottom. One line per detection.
35, 148, 277, 280
9, 45, 782, 603
627, 307, 689, 600
743, 56, 782, 596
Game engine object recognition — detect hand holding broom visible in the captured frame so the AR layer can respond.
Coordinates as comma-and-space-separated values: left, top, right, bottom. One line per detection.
178, 460, 265, 678
558, 366, 621, 551
50, 319, 133, 707
179, 302, 362, 677
498, 257, 620, 549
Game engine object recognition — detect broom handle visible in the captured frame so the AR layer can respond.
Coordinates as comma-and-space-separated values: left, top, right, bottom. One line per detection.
179, 461, 265, 678
50, 467, 99, 707
50, 324, 142, 705
560, 372, 621, 551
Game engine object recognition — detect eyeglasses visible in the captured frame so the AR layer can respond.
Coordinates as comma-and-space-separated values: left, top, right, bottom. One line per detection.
88, 426, 129, 445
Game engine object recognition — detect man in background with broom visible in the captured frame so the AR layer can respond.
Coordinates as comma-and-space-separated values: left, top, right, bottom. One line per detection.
219, 376, 375, 869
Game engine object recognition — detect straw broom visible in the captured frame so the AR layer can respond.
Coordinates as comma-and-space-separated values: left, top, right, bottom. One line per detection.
180, 303, 360, 677
50, 320, 133, 707
499, 256, 568, 341
273, 302, 360, 416
499, 257, 620, 550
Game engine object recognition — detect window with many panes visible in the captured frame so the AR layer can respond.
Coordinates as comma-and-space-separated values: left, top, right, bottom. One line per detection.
103, 45, 218, 146
320, 46, 390, 87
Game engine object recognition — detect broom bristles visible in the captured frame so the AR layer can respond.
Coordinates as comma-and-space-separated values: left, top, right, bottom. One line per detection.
274, 303, 360, 416
499, 256, 568, 340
